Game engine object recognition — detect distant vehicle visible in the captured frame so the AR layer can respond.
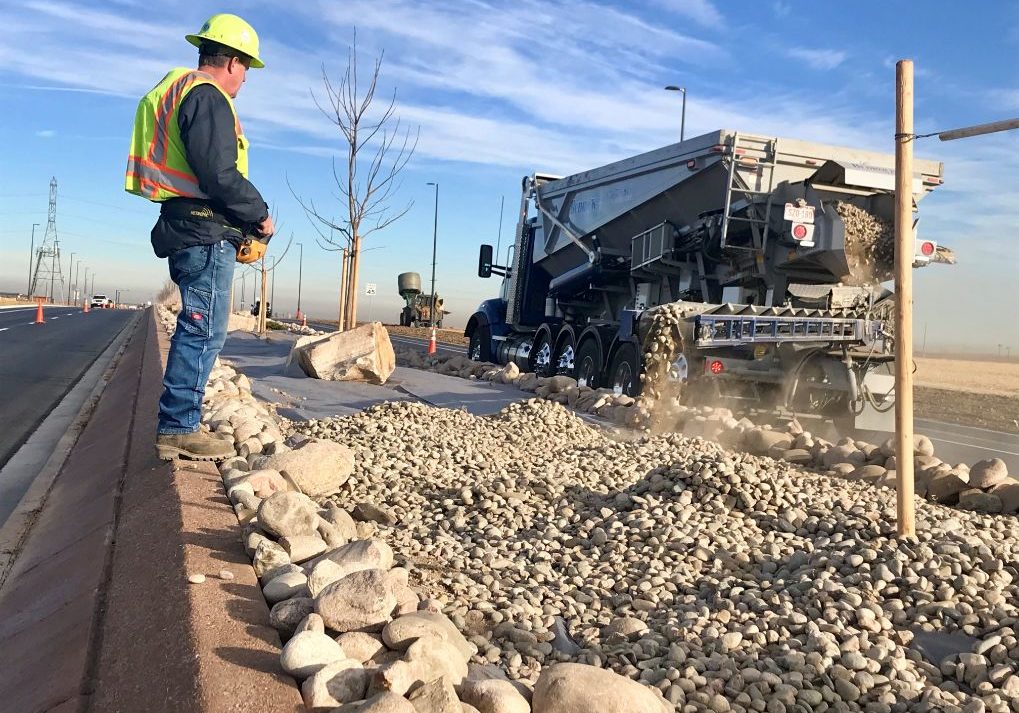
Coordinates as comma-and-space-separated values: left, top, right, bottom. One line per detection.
251, 300, 272, 317
397, 272, 449, 327
90, 294, 113, 309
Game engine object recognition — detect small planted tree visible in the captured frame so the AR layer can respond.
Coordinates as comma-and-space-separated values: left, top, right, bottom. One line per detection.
294, 31, 417, 330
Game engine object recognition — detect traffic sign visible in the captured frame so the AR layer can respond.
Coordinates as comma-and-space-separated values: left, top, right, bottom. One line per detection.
365, 283, 377, 296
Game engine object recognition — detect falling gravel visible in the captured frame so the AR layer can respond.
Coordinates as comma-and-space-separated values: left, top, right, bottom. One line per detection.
290, 399, 1019, 712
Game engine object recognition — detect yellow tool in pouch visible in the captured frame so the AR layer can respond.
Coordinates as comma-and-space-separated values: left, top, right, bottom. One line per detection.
236, 238, 267, 264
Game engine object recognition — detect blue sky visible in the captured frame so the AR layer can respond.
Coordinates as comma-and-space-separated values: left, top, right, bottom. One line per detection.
1, 0, 1017, 352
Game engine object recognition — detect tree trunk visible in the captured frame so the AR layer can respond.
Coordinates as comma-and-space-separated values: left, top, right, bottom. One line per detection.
338, 248, 349, 331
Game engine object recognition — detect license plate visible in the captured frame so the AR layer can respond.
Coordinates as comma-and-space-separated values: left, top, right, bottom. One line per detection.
783, 204, 815, 223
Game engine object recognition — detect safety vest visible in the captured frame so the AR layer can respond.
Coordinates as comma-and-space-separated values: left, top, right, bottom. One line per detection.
125, 67, 249, 202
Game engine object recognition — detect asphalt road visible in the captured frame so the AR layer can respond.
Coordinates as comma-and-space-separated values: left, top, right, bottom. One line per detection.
0, 306, 134, 468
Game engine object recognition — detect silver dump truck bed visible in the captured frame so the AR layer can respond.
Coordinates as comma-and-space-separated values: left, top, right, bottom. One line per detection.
532, 129, 943, 270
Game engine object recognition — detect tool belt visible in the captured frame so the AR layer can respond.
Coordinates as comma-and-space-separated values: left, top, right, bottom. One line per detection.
159, 198, 246, 238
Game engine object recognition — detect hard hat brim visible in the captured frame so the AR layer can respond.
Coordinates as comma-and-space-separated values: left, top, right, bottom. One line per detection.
185, 33, 265, 68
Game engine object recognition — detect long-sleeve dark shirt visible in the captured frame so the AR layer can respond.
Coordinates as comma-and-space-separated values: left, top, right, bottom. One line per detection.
150, 84, 268, 257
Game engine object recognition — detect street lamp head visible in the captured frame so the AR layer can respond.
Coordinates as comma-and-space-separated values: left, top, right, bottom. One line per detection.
426, 181, 437, 187
664, 85, 685, 92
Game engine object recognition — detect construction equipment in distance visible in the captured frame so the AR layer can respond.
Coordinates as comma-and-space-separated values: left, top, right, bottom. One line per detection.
398, 272, 448, 328
467, 129, 953, 431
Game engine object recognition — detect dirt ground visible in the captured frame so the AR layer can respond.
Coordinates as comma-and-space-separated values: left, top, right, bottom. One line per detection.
913, 356, 1019, 432
383, 324, 468, 346
914, 356, 1019, 396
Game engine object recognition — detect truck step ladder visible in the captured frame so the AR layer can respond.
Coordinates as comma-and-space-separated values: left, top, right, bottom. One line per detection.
720, 133, 778, 256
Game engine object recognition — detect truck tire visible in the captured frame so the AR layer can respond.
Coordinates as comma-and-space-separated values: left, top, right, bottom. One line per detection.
529, 326, 555, 377
468, 324, 492, 362
552, 330, 576, 376
574, 338, 604, 389
608, 342, 641, 397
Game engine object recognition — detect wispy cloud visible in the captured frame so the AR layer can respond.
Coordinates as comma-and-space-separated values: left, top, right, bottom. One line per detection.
772, 1, 792, 17
647, 0, 724, 27
786, 47, 847, 70
35, 129, 56, 138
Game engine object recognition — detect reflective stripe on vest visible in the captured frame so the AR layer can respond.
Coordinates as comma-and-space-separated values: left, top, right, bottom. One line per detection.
125, 68, 246, 202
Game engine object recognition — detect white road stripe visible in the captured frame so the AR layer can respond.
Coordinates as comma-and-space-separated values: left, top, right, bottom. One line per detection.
0, 327, 8, 332
917, 424, 1019, 449
926, 436, 1019, 457
917, 418, 1019, 437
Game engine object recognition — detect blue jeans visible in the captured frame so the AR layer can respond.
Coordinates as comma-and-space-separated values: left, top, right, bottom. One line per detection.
158, 241, 235, 434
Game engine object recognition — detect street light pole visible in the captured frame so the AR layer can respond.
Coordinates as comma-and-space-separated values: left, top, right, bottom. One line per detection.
27, 223, 39, 296
73, 261, 81, 305
67, 253, 76, 305
426, 182, 439, 328
664, 85, 687, 142
296, 242, 304, 318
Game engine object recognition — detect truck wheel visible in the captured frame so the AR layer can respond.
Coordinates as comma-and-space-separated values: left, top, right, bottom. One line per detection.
529, 328, 554, 377
468, 324, 492, 362
608, 343, 641, 397
574, 339, 603, 388
553, 333, 576, 376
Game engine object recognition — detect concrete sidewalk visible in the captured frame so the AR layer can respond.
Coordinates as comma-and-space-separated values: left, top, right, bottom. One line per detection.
0, 310, 302, 713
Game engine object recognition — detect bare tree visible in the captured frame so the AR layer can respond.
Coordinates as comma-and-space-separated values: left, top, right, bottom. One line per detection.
292, 31, 417, 330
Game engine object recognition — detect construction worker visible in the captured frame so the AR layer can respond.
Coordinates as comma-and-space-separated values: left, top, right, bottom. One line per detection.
126, 14, 274, 461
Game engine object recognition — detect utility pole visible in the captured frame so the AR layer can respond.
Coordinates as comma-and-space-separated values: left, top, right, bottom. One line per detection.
90, 273, 95, 302
426, 182, 439, 327
73, 261, 81, 305
82, 267, 89, 303
31, 178, 62, 301
27, 223, 38, 296
296, 242, 304, 319
894, 60, 915, 538
258, 255, 268, 335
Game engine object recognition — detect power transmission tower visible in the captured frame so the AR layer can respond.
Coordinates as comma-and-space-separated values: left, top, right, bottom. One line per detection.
29, 177, 63, 301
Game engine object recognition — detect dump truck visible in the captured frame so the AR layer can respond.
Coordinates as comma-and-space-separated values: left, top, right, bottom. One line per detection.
466, 130, 951, 431
397, 272, 448, 327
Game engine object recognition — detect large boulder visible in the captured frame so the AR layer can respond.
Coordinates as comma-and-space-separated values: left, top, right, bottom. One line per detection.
991, 479, 1019, 513
261, 439, 355, 498
745, 428, 793, 456
257, 491, 320, 538
315, 568, 398, 633
967, 458, 1009, 489
407, 676, 461, 713
280, 630, 346, 679
289, 322, 396, 384
958, 488, 1003, 514
459, 678, 532, 713
533, 663, 669, 713
927, 470, 970, 505
382, 611, 474, 660
302, 659, 369, 710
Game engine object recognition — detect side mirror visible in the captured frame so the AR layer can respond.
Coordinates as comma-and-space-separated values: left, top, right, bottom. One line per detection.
478, 244, 493, 278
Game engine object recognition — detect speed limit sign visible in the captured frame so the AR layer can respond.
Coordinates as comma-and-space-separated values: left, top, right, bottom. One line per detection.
365, 283, 377, 296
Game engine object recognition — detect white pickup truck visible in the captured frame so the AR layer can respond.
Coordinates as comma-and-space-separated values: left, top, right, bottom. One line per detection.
90, 294, 113, 309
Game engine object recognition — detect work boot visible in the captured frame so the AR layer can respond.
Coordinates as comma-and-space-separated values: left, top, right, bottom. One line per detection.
156, 431, 236, 462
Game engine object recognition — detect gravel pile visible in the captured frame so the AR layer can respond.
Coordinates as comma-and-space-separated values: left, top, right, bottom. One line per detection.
293, 398, 1019, 713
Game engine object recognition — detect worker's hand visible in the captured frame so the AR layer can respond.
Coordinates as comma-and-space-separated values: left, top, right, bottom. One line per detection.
256, 214, 275, 240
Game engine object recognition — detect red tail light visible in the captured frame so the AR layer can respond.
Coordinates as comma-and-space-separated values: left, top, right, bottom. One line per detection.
792, 224, 809, 240
920, 241, 935, 256
709, 360, 724, 375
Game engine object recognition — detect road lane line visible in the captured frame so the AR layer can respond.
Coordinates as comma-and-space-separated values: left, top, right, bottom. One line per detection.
926, 436, 1019, 457
917, 418, 1019, 437
915, 425, 1019, 450
0, 328, 8, 332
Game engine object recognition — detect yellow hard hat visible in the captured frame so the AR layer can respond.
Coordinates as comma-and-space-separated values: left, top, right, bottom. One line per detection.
186, 14, 264, 69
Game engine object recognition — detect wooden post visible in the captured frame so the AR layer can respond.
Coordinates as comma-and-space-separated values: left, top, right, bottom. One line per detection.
337, 248, 349, 332
894, 60, 916, 537
258, 256, 268, 336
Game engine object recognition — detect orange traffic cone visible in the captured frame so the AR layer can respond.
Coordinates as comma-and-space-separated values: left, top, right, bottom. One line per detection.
427, 326, 437, 354
33, 297, 45, 324
83, 299, 90, 314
